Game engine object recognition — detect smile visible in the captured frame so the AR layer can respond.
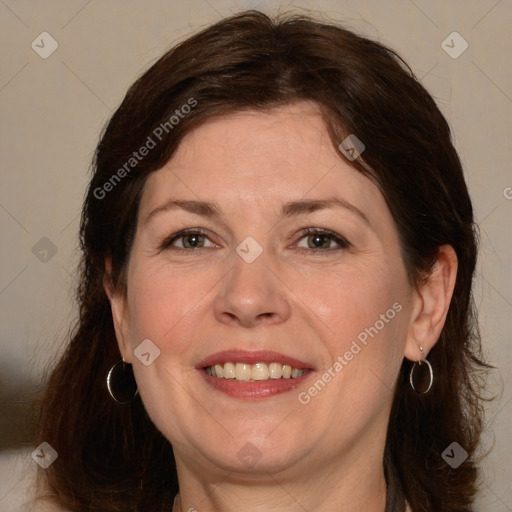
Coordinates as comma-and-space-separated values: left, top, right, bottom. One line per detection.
197, 350, 314, 399
205, 362, 305, 381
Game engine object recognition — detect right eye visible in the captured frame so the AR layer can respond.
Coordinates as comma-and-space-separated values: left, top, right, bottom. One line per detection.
160, 229, 217, 251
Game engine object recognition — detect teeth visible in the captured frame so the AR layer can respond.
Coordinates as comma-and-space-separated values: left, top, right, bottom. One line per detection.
205, 362, 305, 381
223, 362, 236, 379
235, 362, 251, 381
291, 367, 302, 378
252, 363, 269, 381
269, 362, 283, 379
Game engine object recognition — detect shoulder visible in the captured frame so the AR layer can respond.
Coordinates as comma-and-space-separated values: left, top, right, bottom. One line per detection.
0, 447, 70, 512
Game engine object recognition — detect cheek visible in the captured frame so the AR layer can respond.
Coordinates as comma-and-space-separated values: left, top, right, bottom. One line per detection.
295, 261, 409, 406
293, 261, 405, 344
126, 260, 211, 347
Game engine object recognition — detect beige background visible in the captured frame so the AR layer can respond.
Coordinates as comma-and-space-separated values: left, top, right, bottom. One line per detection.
0, 0, 511, 510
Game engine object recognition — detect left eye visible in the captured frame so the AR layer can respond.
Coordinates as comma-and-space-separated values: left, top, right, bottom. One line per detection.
296, 230, 350, 251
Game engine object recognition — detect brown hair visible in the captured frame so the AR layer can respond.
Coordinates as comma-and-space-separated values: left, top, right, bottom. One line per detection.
36, 10, 492, 512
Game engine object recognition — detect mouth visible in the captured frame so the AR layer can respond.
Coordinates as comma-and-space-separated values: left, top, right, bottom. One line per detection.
197, 350, 315, 399
205, 362, 306, 381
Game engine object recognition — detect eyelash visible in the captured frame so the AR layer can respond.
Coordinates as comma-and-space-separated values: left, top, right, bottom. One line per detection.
293, 227, 350, 254
159, 227, 351, 255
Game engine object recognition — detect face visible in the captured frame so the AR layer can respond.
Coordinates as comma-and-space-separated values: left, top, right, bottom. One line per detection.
110, 101, 416, 479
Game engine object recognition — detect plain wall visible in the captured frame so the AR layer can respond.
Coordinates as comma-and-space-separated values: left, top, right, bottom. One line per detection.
0, 0, 511, 510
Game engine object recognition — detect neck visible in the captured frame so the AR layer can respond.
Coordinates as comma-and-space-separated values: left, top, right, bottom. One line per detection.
172, 442, 388, 512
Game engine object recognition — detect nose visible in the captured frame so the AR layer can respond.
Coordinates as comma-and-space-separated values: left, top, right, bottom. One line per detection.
213, 247, 292, 328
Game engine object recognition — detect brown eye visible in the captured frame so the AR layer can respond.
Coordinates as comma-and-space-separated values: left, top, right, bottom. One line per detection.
161, 229, 215, 251
296, 229, 350, 252
307, 233, 332, 249
181, 233, 205, 248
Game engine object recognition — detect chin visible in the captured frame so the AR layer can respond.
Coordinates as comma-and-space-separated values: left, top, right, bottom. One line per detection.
194, 429, 312, 476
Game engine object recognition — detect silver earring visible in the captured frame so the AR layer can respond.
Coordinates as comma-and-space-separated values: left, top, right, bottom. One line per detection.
409, 346, 433, 394
106, 359, 138, 404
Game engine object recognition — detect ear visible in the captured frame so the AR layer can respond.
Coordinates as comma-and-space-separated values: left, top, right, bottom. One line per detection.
103, 257, 133, 363
404, 245, 458, 361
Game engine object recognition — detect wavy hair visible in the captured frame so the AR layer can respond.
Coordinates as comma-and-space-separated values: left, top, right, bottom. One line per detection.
36, 10, 492, 512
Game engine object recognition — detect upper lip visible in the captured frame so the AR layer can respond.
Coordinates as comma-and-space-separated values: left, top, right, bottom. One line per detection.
197, 350, 315, 370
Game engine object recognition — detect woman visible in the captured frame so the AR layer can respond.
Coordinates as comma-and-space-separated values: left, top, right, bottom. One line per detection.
34, 10, 491, 512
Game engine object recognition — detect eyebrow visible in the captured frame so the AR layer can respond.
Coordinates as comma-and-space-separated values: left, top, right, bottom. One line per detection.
281, 198, 370, 226
144, 200, 222, 226
144, 197, 370, 227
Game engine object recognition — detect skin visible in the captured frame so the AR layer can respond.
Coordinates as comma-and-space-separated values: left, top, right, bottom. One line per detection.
105, 101, 458, 512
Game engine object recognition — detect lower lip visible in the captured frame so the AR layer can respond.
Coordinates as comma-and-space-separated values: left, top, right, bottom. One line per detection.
199, 369, 313, 399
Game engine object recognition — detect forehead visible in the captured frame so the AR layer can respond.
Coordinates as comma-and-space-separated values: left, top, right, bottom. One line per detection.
138, 102, 389, 228
166, 102, 337, 179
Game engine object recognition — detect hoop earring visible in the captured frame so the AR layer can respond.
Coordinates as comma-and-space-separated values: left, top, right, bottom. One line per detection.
106, 359, 138, 404
409, 347, 434, 394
